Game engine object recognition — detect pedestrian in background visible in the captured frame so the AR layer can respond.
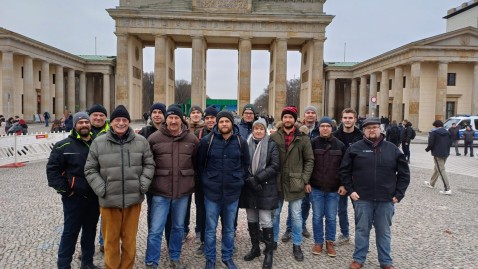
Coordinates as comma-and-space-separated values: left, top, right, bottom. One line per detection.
462, 125, 474, 157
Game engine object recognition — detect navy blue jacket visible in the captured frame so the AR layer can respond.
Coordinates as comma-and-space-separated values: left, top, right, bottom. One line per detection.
425, 127, 452, 158
340, 135, 410, 202
46, 130, 95, 198
238, 119, 253, 139
197, 125, 250, 204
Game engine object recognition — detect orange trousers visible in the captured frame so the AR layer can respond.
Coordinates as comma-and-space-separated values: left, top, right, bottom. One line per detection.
100, 204, 141, 269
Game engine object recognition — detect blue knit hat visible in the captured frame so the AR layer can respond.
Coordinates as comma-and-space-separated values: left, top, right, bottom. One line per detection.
318, 116, 333, 126
150, 103, 166, 116
204, 105, 219, 117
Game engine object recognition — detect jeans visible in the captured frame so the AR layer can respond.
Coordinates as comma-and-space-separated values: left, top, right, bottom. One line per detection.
273, 198, 302, 245
309, 188, 339, 244
145, 195, 189, 266
353, 200, 395, 267
98, 217, 104, 246
338, 195, 350, 237
246, 208, 274, 228
57, 195, 99, 269
285, 194, 309, 231
165, 194, 192, 244
204, 196, 239, 262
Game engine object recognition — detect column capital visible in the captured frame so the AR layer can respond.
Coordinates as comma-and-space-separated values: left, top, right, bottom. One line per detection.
114, 32, 128, 37
191, 35, 204, 40
275, 37, 289, 42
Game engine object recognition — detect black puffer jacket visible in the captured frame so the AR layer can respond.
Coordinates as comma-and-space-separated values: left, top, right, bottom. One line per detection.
239, 139, 280, 210
46, 130, 95, 198
340, 135, 410, 202
310, 136, 346, 192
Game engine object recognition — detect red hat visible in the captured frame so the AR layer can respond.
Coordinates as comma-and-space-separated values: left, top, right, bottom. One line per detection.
281, 106, 298, 122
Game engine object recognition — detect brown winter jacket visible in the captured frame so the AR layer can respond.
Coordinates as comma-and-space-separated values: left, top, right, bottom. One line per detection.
147, 123, 199, 199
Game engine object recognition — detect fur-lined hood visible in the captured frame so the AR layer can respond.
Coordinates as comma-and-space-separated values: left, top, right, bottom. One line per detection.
274, 121, 309, 135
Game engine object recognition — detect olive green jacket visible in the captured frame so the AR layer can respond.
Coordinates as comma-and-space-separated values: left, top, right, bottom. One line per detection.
270, 123, 314, 201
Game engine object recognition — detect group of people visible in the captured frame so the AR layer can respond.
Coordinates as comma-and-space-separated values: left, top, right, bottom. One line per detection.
46, 102, 411, 269
3, 115, 28, 135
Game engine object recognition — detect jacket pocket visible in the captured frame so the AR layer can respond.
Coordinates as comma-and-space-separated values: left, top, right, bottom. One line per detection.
179, 169, 195, 195
289, 173, 304, 193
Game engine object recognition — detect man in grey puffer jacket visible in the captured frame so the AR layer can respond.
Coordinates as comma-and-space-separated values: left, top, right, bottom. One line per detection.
85, 105, 155, 269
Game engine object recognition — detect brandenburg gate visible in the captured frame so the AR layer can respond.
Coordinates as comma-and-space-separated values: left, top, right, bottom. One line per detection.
108, 0, 332, 119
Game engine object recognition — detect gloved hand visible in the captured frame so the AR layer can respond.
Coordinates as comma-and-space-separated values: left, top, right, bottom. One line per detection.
246, 177, 263, 192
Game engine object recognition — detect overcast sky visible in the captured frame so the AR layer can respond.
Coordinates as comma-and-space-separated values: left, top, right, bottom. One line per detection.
1, 0, 466, 102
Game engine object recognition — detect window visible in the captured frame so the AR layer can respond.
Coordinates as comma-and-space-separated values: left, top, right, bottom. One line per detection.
447, 73, 456, 86
21, 67, 24, 78
377, 81, 381, 92
446, 102, 455, 119
458, 120, 470, 130
52, 74, 56, 84
39, 71, 41, 82
403, 76, 406, 88
389, 79, 392, 90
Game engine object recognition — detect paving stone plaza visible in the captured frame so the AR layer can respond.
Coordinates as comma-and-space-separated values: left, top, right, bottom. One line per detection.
0, 124, 477, 268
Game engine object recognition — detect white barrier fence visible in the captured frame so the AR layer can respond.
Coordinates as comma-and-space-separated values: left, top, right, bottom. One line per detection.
0, 132, 68, 167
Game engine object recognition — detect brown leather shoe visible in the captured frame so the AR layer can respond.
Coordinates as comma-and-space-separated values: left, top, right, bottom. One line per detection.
326, 241, 336, 257
349, 261, 363, 269
381, 266, 396, 269
311, 244, 323, 255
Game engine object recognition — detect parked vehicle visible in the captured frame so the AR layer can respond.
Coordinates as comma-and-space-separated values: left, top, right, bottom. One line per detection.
444, 115, 478, 139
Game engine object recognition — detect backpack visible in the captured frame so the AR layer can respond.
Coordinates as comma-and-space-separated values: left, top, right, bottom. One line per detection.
410, 128, 416, 140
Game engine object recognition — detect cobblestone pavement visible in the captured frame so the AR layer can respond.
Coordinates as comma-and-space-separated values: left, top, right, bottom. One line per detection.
1, 124, 477, 268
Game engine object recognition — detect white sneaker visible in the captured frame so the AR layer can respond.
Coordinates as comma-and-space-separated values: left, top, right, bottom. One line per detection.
439, 190, 452, 195
424, 181, 434, 189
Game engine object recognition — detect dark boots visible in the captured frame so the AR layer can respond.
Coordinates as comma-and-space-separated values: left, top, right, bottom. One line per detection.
262, 227, 274, 269
293, 244, 304, 262
244, 222, 261, 261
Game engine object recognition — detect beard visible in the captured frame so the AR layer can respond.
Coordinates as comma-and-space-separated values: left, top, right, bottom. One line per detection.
219, 125, 232, 135
283, 121, 294, 130
78, 128, 90, 137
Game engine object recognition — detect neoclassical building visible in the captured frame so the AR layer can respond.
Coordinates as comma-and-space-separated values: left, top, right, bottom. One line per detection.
0, 28, 115, 121
324, 1, 478, 131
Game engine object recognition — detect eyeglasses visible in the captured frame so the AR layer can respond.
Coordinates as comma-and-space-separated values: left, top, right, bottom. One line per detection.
364, 126, 380, 131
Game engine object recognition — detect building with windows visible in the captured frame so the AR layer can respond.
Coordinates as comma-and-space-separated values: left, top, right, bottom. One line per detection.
324, 1, 478, 131
0, 28, 115, 121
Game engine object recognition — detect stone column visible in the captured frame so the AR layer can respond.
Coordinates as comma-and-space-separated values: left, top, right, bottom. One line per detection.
154, 35, 167, 103
2, 52, 14, 117
311, 38, 325, 117
369, 72, 377, 117
23, 56, 35, 119
191, 36, 207, 108
238, 37, 252, 111
328, 78, 336, 118
350, 78, 357, 111
435, 62, 448, 121
359, 76, 367, 117
274, 38, 288, 119
380, 70, 389, 118
409, 62, 421, 126
79, 72, 86, 111
55, 65, 64, 117
41, 61, 51, 114
473, 63, 478, 115
115, 33, 129, 107
67, 69, 75, 113
86, 75, 94, 109
103, 72, 110, 113
392, 66, 403, 122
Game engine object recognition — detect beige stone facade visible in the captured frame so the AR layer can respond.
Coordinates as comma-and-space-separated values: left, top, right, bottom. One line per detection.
108, 0, 332, 119
0, 28, 115, 121
324, 27, 478, 132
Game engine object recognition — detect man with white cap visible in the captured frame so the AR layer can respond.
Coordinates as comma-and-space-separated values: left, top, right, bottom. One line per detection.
47, 112, 100, 269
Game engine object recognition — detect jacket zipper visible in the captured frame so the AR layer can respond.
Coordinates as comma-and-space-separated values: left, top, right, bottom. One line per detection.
121, 142, 125, 208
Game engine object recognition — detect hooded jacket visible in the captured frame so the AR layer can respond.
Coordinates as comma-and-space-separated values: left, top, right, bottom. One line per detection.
270, 122, 315, 201
85, 128, 155, 208
425, 127, 452, 157
340, 134, 410, 202
147, 123, 198, 199
197, 124, 250, 204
